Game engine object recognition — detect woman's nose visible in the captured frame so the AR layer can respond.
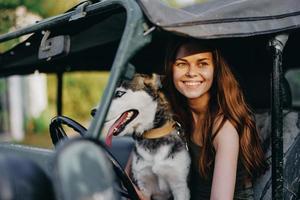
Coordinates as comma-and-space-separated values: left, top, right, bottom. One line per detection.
186, 64, 198, 77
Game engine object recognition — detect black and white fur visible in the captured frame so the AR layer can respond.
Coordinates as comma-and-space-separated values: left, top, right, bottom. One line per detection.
102, 74, 191, 200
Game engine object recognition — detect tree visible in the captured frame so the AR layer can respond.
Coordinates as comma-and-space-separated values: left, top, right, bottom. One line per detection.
0, 0, 80, 19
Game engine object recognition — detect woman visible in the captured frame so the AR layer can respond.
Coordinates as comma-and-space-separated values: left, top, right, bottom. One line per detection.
162, 38, 268, 200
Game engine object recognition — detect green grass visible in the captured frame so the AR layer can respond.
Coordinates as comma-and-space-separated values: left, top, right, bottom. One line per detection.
19, 131, 53, 149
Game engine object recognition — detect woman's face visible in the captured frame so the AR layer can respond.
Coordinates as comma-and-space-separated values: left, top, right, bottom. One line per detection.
172, 43, 215, 100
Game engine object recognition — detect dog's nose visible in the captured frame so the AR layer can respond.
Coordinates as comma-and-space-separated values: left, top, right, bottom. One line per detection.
91, 108, 97, 117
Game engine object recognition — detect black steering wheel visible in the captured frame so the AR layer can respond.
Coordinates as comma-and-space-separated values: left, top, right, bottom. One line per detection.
49, 115, 140, 200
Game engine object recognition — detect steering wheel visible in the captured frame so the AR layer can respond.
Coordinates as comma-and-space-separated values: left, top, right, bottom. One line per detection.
49, 115, 140, 200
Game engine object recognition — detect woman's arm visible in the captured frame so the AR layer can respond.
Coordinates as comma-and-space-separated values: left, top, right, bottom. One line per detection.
210, 120, 239, 200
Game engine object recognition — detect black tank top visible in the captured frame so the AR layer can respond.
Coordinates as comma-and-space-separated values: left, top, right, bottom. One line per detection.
188, 140, 254, 200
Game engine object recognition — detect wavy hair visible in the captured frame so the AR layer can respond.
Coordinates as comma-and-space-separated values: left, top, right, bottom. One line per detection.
163, 38, 267, 180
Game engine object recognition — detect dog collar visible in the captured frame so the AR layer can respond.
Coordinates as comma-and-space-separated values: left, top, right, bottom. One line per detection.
143, 121, 176, 139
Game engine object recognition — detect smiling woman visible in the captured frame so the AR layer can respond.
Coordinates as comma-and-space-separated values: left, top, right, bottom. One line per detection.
172, 50, 214, 100
163, 38, 268, 200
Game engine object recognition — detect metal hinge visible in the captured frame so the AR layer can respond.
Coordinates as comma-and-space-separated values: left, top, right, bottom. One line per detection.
38, 30, 70, 60
69, 1, 91, 21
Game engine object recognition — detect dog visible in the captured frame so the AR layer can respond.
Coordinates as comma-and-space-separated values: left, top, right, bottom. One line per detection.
102, 73, 191, 200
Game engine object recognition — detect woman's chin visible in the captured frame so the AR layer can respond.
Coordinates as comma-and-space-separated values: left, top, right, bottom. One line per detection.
182, 91, 205, 99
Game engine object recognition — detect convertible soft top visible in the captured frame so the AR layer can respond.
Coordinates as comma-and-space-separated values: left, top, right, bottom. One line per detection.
0, 0, 299, 76
138, 0, 300, 38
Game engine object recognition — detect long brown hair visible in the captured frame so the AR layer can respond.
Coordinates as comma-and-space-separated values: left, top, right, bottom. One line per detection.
163, 38, 267, 180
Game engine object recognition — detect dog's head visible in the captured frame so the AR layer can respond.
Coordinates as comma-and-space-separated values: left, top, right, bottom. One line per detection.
102, 73, 172, 146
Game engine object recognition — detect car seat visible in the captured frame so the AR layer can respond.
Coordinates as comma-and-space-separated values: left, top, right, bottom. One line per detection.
0, 152, 55, 200
253, 77, 300, 200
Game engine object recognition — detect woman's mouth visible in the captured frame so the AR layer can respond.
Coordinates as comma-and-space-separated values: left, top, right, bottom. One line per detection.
182, 81, 203, 86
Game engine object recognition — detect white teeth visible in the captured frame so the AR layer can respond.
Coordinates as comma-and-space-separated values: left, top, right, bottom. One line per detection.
125, 111, 133, 121
127, 111, 133, 118
184, 81, 201, 86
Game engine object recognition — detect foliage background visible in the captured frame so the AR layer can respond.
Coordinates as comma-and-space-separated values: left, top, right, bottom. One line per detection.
0, 0, 80, 51
0, 0, 79, 18
0, 0, 110, 148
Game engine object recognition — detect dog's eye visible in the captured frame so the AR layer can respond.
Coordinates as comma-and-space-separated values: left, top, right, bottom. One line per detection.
115, 90, 126, 98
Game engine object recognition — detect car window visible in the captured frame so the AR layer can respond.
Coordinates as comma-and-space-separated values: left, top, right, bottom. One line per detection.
0, 78, 10, 136
0, 72, 109, 148
285, 69, 300, 108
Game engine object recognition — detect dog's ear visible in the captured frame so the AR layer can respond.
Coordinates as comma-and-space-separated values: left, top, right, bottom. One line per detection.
132, 73, 146, 87
153, 73, 162, 89
131, 73, 162, 90
143, 73, 162, 90
120, 73, 144, 89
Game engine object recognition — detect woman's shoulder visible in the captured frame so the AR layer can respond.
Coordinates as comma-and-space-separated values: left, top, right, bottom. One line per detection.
212, 118, 239, 151
212, 114, 237, 135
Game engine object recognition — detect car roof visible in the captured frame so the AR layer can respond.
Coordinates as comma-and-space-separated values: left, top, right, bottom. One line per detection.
137, 0, 300, 38
0, 0, 299, 77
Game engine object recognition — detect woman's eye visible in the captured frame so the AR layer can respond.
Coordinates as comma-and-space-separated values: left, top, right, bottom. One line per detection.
115, 90, 126, 98
175, 62, 188, 68
198, 62, 208, 68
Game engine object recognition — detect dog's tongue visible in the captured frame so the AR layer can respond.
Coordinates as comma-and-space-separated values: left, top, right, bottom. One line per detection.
105, 112, 129, 147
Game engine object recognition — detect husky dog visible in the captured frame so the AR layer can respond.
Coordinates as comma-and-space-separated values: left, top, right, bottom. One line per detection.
102, 74, 191, 200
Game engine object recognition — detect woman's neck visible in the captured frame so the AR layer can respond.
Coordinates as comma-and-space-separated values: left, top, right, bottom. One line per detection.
188, 94, 210, 145
188, 93, 210, 120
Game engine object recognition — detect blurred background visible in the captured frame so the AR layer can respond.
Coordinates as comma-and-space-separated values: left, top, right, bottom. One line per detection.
0, 0, 299, 149
0, 0, 207, 149
0, 0, 110, 148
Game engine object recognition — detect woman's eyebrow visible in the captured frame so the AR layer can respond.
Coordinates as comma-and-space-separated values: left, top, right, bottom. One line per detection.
175, 57, 210, 62
175, 58, 187, 62
197, 58, 209, 62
